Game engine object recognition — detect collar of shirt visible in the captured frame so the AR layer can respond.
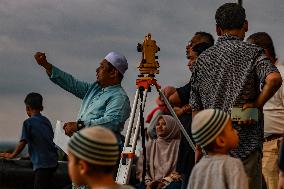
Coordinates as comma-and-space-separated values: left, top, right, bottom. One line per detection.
31, 113, 42, 117
102, 84, 122, 92
217, 34, 242, 44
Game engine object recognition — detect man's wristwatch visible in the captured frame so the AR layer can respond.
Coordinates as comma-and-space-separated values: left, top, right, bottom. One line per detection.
77, 120, 85, 131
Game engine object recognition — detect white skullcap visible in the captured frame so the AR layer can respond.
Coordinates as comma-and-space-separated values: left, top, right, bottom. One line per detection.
192, 109, 230, 148
68, 126, 119, 166
105, 51, 128, 75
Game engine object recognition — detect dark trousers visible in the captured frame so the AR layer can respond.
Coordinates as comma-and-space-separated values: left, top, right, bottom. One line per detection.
34, 167, 57, 189
176, 114, 195, 189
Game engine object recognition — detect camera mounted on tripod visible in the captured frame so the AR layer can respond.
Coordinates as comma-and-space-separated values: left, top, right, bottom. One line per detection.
137, 33, 160, 77
116, 33, 195, 185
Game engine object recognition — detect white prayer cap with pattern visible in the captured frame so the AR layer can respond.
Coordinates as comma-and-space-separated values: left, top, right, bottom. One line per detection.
68, 126, 119, 166
105, 51, 128, 75
192, 109, 230, 148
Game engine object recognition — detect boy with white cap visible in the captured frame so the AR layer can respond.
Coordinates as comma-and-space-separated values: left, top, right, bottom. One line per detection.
187, 109, 248, 189
34, 51, 131, 148
67, 126, 134, 189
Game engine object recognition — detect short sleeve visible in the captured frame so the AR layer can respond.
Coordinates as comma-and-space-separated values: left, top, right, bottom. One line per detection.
254, 54, 279, 84
20, 120, 31, 142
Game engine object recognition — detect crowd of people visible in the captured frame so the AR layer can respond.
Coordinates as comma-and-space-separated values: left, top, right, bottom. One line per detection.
0, 2, 284, 189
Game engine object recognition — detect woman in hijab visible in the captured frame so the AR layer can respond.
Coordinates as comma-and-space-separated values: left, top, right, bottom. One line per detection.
145, 86, 178, 140
145, 115, 181, 189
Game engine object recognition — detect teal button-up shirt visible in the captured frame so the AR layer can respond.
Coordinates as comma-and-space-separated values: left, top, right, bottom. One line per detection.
50, 66, 131, 134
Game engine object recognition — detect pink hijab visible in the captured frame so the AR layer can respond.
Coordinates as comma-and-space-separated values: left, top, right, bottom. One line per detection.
146, 115, 181, 181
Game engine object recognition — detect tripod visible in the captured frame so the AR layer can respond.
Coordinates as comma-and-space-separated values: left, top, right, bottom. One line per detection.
116, 33, 195, 185
116, 76, 196, 185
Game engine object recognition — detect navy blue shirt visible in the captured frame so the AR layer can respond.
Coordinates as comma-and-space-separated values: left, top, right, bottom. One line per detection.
21, 113, 58, 170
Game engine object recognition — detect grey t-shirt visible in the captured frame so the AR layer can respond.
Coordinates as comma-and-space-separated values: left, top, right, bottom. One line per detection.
188, 155, 248, 189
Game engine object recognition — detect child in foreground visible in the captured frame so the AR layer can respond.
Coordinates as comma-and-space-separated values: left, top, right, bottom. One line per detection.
0, 92, 58, 189
67, 126, 134, 189
187, 109, 248, 189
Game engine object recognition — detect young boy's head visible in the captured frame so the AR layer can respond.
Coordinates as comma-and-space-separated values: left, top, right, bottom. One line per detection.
192, 109, 239, 154
67, 126, 119, 186
24, 92, 43, 116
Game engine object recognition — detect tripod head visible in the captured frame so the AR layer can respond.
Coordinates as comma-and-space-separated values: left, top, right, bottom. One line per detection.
137, 33, 160, 78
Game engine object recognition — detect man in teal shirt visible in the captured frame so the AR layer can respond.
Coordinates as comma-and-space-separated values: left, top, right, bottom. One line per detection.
34, 51, 131, 146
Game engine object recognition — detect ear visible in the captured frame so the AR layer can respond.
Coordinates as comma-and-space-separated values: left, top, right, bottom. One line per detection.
243, 20, 248, 32
114, 69, 119, 77
216, 25, 222, 36
110, 69, 118, 79
78, 160, 89, 175
264, 49, 275, 64
215, 136, 226, 147
26, 106, 31, 111
264, 48, 271, 58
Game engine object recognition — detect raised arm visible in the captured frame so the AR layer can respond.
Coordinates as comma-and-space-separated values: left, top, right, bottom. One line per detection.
34, 52, 52, 76
34, 52, 92, 99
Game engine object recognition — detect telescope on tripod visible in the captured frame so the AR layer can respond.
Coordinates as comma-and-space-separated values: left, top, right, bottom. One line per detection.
116, 33, 195, 185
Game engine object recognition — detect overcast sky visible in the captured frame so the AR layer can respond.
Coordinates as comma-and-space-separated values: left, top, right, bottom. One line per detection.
0, 0, 283, 142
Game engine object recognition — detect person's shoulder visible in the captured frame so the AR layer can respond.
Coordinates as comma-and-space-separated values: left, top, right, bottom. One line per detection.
276, 67, 284, 79
23, 117, 31, 125
198, 45, 215, 58
40, 114, 52, 123
276, 60, 284, 72
22, 116, 38, 127
194, 155, 215, 167
29, 114, 52, 125
225, 155, 242, 161
110, 85, 129, 98
34, 114, 50, 121
201, 155, 241, 165
24, 115, 40, 122
89, 81, 102, 90
189, 158, 208, 177
242, 41, 263, 52
223, 155, 243, 167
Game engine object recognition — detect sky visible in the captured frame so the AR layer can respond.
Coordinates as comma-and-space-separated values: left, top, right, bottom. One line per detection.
0, 0, 283, 142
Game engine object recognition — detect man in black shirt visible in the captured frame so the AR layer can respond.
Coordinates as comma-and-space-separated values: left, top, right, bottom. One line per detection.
169, 32, 214, 189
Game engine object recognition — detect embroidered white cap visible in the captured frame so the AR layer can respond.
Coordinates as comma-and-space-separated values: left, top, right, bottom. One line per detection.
68, 126, 119, 166
105, 51, 128, 75
192, 109, 230, 147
